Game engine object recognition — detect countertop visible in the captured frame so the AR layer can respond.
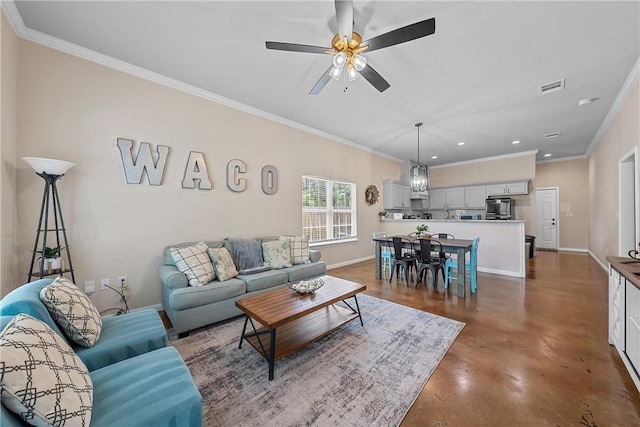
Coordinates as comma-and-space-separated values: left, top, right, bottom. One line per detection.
607, 256, 640, 290
379, 219, 526, 223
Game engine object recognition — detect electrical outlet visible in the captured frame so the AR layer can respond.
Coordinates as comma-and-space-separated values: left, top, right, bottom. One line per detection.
84, 280, 96, 293
118, 275, 128, 291
100, 278, 109, 290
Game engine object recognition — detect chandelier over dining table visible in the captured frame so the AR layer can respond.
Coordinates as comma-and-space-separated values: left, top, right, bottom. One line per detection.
411, 122, 429, 193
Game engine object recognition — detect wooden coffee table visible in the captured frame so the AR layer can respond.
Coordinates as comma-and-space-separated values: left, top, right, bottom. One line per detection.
235, 275, 366, 380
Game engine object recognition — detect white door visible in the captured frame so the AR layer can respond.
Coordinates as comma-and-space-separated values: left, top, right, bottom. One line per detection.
535, 188, 558, 250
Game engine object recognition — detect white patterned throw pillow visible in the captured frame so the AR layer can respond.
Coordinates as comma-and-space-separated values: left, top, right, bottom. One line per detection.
40, 276, 103, 347
208, 247, 239, 281
279, 235, 311, 265
262, 239, 292, 269
0, 314, 93, 426
170, 242, 216, 286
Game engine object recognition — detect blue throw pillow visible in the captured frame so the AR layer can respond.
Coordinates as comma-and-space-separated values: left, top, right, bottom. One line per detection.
224, 238, 264, 271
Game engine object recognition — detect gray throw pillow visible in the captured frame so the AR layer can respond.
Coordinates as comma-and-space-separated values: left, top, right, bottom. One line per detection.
224, 237, 264, 271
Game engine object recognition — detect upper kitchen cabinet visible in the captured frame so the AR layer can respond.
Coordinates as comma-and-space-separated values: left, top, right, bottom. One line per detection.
445, 187, 465, 209
427, 188, 464, 210
465, 186, 487, 209
383, 180, 410, 210
486, 181, 529, 196
428, 189, 446, 210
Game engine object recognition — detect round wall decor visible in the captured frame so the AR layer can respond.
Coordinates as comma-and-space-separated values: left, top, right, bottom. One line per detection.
365, 185, 380, 206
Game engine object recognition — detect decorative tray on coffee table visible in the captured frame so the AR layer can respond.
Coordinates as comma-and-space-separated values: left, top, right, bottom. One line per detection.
289, 278, 324, 294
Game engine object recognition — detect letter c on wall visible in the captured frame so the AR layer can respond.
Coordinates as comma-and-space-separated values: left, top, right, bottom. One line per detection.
227, 159, 247, 192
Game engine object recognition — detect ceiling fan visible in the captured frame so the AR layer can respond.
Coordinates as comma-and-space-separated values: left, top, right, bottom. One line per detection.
265, 0, 436, 95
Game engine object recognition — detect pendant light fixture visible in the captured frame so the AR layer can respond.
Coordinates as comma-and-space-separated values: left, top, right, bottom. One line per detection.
410, 122, 429, 192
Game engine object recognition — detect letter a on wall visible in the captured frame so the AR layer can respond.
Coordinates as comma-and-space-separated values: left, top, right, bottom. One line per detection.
182, 151, 212, 190
117, 138, 169, 186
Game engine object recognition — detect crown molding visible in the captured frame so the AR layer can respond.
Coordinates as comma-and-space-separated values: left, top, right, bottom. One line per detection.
430, 150, 539, 169
1, 1, 403, 164
536, 154, 587, 164
586, 56, 640, 157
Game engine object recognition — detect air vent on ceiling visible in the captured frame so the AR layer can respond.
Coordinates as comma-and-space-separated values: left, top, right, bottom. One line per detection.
539, 79, 565, 95
544, 132, 561, 139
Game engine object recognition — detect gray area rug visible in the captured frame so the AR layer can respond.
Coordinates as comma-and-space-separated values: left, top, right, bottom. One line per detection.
170, 294, 464, 427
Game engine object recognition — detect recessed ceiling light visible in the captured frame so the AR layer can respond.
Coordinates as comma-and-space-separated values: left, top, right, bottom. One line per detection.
431, 155, 438, 159
512, 140, 521, 144
544, 153, 552, 157
457, 142, 465, 146
578, 97, 599, 106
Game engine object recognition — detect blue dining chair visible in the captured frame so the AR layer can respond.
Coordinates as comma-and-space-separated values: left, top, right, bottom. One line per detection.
445, 238, 479, 293
372, 232, 392, 275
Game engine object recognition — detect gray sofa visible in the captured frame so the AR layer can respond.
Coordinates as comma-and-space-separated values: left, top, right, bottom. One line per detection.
159, 237, 326, 337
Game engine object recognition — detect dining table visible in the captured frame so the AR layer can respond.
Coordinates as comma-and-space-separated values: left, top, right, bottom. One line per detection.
372, 235, 475, 298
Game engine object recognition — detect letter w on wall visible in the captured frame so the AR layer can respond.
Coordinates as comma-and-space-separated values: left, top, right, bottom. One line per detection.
117, 138, 169, 185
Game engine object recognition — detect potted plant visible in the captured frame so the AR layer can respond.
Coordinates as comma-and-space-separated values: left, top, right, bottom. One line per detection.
416, 224, 431, 237
41, 246, 62, 270
378, 210, 387, 219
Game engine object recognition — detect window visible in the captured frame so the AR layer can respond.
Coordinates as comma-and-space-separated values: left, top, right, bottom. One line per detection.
302, 176, 357, 244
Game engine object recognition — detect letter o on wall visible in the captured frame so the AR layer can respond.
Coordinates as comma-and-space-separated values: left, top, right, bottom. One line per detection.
262, 165, 278, 195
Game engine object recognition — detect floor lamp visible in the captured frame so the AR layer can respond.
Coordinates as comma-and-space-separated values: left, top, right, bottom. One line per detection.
23, 157, 76, 283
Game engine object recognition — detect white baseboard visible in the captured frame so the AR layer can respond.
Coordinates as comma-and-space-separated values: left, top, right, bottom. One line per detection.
327, 255, 375, 270
559, 247, 588, 253
477, 267, 525, 278
588, 250, 609, 272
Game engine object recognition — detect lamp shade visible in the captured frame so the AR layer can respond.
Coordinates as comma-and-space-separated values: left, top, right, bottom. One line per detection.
22, 157, 75, 175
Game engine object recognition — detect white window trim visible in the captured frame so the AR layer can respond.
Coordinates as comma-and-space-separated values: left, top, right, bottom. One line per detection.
302, 175, 357, 244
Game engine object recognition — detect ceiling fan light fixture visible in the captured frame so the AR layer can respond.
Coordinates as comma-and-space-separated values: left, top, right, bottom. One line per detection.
333, 52, 347, 68
347, 65, 358, 81
329, 65, 343, 81
352, 54, 367, 71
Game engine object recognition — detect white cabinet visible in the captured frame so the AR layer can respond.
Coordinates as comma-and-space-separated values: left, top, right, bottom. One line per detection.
609, 267, 625, 348
445, 188, 465, 209
383, 181, 410, 210
465, 186, 486, 209
609, 262, 640, 393
626, 281, 640, 376
486, 181, 529, 196
428, 186, 484, 210
428, 189, 446, 210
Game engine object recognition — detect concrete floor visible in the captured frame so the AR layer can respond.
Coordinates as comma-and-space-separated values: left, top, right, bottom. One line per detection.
329, 251, 640, 426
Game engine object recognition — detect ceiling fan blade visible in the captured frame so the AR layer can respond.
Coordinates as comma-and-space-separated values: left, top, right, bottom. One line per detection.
309, 66, 334, 95
359, 64, 390, 93
335, 0, 354, 42
362, 18, 436, 53
265, 41, 329, 54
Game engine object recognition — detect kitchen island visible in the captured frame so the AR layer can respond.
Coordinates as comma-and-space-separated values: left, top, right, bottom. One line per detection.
379, 219, 526, 279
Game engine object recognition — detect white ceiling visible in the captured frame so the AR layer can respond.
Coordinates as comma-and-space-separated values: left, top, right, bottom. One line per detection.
9, 1, 640, 166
